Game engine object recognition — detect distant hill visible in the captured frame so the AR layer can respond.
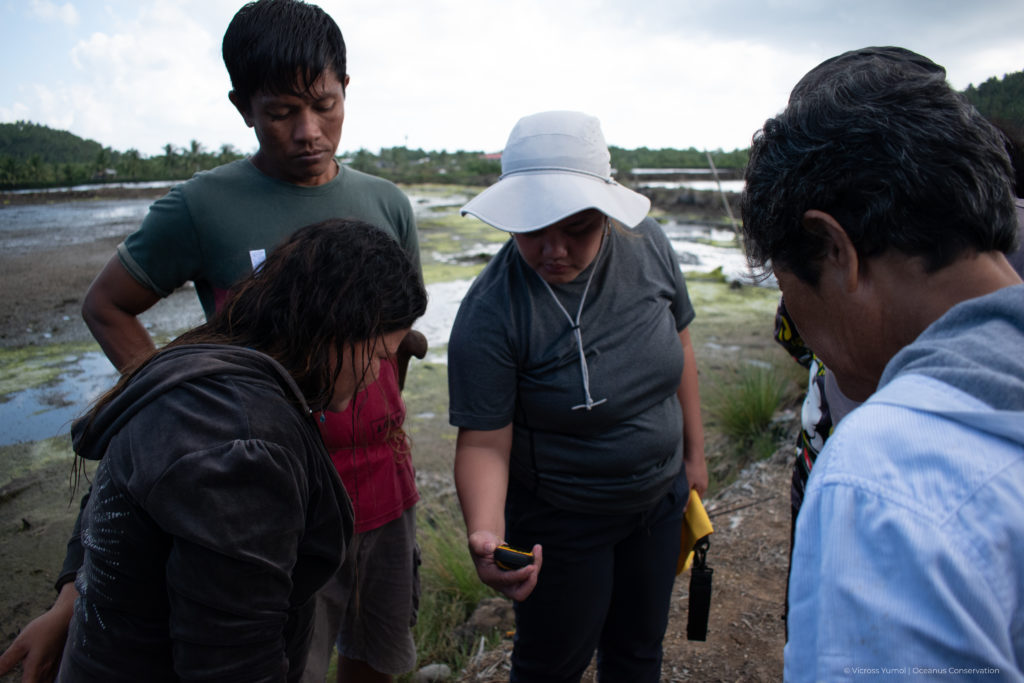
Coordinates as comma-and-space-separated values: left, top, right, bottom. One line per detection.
0, 121, 104, 164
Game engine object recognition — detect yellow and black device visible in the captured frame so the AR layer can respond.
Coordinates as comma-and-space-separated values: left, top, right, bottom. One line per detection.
677, 489, 714, 641
494, 544, 534, 571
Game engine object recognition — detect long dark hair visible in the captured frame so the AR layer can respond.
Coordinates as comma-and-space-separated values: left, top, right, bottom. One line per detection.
88, 218, 426, 420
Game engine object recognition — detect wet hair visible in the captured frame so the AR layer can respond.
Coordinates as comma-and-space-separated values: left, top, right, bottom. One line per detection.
90, 219, 426, 418
222, 0, 347, 110
740, 46, 1018, 284
178, 219, 425, 407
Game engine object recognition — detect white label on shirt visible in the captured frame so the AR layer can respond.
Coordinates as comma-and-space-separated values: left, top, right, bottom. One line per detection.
249, 249, 266, 272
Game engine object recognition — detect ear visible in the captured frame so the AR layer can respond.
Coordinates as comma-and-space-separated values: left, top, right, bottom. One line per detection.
343, 74, 351, 93
802, 209, 860, 293
228, 91, 255, 128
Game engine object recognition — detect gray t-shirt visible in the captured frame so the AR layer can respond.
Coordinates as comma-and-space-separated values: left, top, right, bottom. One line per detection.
448, 217, 695, 514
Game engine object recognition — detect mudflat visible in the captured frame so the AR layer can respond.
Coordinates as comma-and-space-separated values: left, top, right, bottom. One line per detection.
0, 186, 202, 681
1, 186, 195, 349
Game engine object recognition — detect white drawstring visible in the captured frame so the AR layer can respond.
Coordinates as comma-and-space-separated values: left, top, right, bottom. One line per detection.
534, 221, 609, 411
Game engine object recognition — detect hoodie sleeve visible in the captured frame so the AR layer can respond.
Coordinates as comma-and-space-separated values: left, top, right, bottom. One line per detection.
140, 437, 324, 681
55, 487, 91, 592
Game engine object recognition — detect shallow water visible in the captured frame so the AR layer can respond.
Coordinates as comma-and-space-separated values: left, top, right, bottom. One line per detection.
0, 185, 758, 446
639, 179, 746, 193
662, 219, 757, 285
0, 350, 117, 446
0, 198, 153, 254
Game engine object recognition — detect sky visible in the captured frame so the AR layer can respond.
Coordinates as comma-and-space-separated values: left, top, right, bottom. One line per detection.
2, 0, 1022, 158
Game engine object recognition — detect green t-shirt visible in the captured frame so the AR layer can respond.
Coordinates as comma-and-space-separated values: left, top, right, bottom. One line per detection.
119, 160, 420, 317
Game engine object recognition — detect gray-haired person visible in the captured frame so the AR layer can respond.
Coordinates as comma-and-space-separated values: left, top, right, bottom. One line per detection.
740, 47, 1024, 680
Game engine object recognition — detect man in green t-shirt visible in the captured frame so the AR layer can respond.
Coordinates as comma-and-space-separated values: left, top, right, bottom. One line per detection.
0, 2, 423, 682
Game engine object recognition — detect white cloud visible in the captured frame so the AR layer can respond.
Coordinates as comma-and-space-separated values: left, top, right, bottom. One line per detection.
29, 0, 78, 25
336, 1, 798, 153
3, 0, 1022, 157
57, 2, 243, 154
0, 100, 33, 124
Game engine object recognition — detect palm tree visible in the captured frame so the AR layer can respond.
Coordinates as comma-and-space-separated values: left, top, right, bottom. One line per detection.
218, 143, 240, 165
121, 149, 141, 179
163, 143, 178, 175
187, 139, 205, 174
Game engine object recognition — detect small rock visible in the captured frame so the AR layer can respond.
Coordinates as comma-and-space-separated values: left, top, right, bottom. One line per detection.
412, 662, 451, 682
453, 596, 515, 640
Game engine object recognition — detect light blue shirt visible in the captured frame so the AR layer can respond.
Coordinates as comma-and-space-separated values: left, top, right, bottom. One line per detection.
785, 374, 1024, 681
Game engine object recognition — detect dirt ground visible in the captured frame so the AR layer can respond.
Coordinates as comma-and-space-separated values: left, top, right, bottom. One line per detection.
0, 186, 796, 682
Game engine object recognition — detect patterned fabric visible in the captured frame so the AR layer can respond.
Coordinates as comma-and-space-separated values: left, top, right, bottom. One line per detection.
774, 300, 834, 518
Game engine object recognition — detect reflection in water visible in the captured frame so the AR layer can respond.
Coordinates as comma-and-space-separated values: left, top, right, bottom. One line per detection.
0, 351, 118, 447
0, 199, 153, 252
0, 279, 466, 447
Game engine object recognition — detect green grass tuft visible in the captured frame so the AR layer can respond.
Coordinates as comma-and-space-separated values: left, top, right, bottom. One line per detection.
703, 361, 797, 492
707, 362, 788, 444
408, 498, 501, 677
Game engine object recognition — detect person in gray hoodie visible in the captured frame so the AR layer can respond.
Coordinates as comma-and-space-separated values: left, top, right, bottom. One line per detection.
50, 219, 426, 682
740, 47, 1024, 681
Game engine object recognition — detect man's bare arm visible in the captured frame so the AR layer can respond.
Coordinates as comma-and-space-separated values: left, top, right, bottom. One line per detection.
81, 255, 162, 373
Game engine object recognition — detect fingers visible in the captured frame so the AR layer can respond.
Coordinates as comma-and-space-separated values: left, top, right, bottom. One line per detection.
467, 533, 543, 602
402, 330, 428, 359
0, 638, 28, 675
0, 626, 59, 683
685, 457, 709, 499
486, 556, 540, 602
0, 596, 73, 683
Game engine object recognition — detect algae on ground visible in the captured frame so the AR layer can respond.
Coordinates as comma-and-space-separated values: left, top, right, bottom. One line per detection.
687, 279, 780, 324
0, 434, 77, 488
0, 342, 101, 396
414, 194, 507, 286
402, 359, 457, 475
418, 213, 505, 250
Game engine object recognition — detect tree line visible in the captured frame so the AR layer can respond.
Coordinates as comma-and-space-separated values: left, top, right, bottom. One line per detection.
963, 71, 1024, 143
0, 124, 751, 191
2, 70, 1020, 191
0, 122, 248, 189
344, 145, 750, 186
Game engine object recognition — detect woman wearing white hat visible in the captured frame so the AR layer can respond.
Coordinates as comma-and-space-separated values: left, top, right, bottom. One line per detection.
448, 111, 707, 681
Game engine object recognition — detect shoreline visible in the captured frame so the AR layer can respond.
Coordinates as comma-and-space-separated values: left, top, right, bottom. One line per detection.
1, 184, 174, 206
1, 180, 740, 218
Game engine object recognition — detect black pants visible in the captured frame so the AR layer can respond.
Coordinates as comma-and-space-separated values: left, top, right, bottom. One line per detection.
505, 474, 687, 683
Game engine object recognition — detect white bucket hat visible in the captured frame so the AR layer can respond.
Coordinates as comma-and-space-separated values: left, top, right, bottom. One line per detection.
460, 111, 651, 233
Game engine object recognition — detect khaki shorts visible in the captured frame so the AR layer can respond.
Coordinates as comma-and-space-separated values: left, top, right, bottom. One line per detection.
300, 506, 420, 680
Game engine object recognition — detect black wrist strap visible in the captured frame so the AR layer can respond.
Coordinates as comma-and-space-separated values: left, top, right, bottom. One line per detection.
686, 536, 713, 641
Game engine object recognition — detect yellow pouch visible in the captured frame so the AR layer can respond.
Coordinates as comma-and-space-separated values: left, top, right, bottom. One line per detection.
676, 489, 713, 575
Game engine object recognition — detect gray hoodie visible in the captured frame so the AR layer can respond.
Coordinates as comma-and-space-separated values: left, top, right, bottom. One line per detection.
59, 344, 352, 683
881, 283, 1024, 413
